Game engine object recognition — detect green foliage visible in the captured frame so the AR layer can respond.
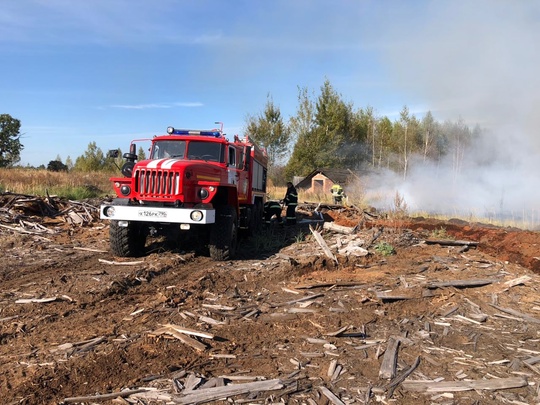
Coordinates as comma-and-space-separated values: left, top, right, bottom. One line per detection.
374, 242, 396, 256
294, 230, 306, 243
137, 146, 147, 161
73, 142, 115, 172
47, 185, 104, 200
285, 80, 370, 178
0, 114, 23, 167
47, 160, 68, 172
245, 94, 291, 166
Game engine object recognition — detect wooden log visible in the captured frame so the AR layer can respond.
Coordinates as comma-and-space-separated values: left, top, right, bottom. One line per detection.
323, 221, 356, 235
426, 278, 498, 289
402, 376, 528, 393
425, 239, 479, 247
379, 337, 400, 379
502, 275, 532, 289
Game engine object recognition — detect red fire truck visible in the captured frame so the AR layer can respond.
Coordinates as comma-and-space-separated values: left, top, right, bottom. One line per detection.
100, 125, 268, 260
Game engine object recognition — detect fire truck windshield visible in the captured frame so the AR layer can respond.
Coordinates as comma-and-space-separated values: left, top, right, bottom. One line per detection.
151, 140, 186, 159
187, 141, 224, 162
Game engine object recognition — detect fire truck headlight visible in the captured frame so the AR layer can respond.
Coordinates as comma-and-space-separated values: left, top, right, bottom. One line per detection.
198, 188, 209, 199
103, 206, 115, 217
190, 210, 203, 222
120, 185, 131, 196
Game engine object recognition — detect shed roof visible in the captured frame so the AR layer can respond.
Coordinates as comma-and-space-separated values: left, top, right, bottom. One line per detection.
295, 168, 358, 189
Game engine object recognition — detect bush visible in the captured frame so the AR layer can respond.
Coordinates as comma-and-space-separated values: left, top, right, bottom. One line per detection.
47, 160, 68, 172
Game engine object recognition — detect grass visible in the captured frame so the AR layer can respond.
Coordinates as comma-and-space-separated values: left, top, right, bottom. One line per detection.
0, 167, 115, 198
374, 242, 396, 256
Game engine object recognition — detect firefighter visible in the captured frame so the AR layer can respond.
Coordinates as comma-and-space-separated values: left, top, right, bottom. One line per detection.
331, 183, 345, 205
263, 200, 282, 226
283, 181, 298, 225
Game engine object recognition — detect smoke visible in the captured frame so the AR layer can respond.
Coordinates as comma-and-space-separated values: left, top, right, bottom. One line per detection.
364, 1, 540, 228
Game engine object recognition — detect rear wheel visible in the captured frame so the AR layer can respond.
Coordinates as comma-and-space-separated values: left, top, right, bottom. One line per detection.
209, 206, 238, 261
109, 220, 148, 257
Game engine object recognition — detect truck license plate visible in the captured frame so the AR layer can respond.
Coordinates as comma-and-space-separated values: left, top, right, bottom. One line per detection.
138, 210, 167, 218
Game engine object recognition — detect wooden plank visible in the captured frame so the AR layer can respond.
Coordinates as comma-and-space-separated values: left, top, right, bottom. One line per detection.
489, 304, 540, 324
426, 278, 498, 289
63, 389, 148, 403
309, 225, 338, 264
379, 337, 400, 379
376, 291, 415, 301
165, 329, 207, 352
162, 324, 215, 339
402, 376, 528, 392
176, 379, 283, 404
270, 293, 324, 308
318, 386, 346, 405
384, 356, 421, 398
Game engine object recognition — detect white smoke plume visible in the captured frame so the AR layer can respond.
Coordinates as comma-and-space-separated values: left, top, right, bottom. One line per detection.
365, 1, 540, 228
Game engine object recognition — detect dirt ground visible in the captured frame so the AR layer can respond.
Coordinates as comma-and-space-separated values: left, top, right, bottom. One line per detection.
1, 197, 540, 405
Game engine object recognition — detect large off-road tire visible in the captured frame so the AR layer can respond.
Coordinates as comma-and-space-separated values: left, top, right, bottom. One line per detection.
109, 220, 148, 257
209, 206, 238, 261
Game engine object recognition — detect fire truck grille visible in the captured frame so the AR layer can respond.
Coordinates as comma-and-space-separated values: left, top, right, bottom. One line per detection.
135, 169, 181, 198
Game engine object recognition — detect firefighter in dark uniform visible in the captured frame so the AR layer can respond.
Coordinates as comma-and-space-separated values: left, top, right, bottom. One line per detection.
283, 181, 298, 225
263, 200, 282, 226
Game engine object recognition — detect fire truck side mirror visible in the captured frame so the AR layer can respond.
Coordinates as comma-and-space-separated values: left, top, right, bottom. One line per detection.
107, 149, 120, 158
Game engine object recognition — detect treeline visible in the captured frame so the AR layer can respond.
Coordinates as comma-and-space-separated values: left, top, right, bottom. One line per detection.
246, 79, 481, 184
35, 143, 146, 173
3, 79, 480, 183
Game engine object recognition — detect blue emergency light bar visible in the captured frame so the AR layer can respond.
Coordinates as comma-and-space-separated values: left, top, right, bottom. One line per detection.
167, 126, 221, 137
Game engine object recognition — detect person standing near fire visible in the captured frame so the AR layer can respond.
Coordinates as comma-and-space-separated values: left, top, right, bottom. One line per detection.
331, 183, 345, 205
283, 181, 298, 225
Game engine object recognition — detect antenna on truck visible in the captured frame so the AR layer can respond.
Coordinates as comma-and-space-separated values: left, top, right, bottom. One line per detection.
214, 121, 224, 133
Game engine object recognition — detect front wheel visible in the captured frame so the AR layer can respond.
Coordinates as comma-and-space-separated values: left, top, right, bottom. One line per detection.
209, 206, 238, 261
109, 220, 148, 257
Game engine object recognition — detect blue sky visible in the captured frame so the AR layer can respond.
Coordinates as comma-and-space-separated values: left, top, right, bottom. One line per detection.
1, 0, 539, 169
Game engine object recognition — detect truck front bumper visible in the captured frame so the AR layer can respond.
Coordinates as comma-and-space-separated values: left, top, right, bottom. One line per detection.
100, 204, 216, 224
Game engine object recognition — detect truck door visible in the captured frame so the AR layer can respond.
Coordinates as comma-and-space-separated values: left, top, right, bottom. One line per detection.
228, 146, 248, 203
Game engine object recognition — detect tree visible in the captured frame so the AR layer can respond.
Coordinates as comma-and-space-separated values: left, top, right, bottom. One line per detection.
245, 95, 291, 183
0, 114, 23, 167
137, 146, 146, 161
73, 142, 107, 171
285, 86, 317, 179
47, 160, 68, 172
65, 156, 74, 171
286, 80, 360, 178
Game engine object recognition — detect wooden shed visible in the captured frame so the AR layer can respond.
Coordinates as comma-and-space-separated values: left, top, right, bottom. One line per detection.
294, 168, 358, 194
